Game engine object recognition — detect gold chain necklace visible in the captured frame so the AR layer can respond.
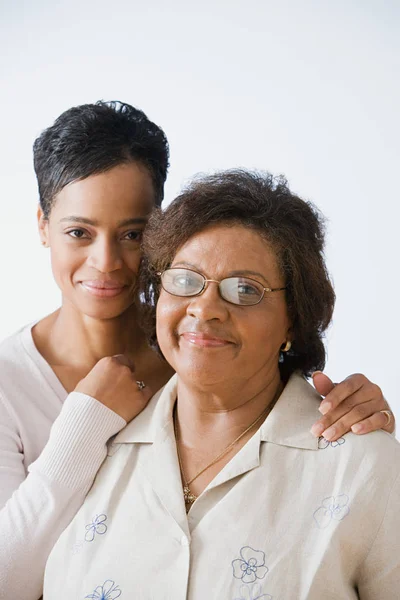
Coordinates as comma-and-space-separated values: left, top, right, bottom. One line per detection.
174, 389, 281, 512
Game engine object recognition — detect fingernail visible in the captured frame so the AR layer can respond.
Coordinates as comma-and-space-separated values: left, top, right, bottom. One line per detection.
351, 424, 363, 433
312, 371, 323, 378
322, 426, 336, 441
310, 423, 324, 437
319, 402, 331, 415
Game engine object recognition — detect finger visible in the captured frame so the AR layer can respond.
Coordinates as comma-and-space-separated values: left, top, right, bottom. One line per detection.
131, 381, 153, 415
111, 354, 135, 371
318, 400, 380, 441
383, 411, 395, 434
351, 411, 392, 435
380, 401, 395, 434
318, 374, 368, 414
130, 373, 152, 397
139, 384, 153, 403
310, 392, 383, 439
312, 371, 335, 397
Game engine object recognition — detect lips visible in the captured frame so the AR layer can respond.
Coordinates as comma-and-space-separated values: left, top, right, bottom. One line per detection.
179, 332, 234, 348
79, 280, 129, 298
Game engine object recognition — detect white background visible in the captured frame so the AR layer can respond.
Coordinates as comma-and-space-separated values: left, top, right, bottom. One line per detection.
0, 0, 399, 422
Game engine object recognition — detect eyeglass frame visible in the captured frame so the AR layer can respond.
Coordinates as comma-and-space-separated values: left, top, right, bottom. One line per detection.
157, 267, 287, 307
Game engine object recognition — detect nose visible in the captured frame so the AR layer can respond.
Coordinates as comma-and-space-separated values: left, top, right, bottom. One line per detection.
86, 237, 123, 273
187, 281, 229, 322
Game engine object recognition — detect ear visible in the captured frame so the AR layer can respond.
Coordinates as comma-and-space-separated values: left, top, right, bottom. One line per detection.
284, 322, 294, 344
37, 205, 50, 247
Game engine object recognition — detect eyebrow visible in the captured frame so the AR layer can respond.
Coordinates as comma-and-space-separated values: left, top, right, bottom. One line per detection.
171, 262, 273, 287
59, 216, 148, 227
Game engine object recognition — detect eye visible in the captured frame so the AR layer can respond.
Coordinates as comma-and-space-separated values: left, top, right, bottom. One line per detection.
66, 228, 88, 239
237, 281, 260, 296
122, 230, 143, 241
221, 277, 264, 305
162, 269, 203, 296
172, 273, 198, 288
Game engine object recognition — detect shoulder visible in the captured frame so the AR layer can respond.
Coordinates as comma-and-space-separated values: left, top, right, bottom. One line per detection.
317, 429, 400, 511
0, 324, 32, 366
0, 326, 30, 389
334, 425, 400, 459
286, 373, 400, 501
343, 428, 400, 471
0, 323, 43, 410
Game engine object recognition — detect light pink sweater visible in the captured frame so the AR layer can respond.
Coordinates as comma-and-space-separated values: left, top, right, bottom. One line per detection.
0, 325, 126, 599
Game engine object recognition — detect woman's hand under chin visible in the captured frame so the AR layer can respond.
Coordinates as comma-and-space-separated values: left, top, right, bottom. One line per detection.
310, 372, 395, 441
74, 355, 153, 423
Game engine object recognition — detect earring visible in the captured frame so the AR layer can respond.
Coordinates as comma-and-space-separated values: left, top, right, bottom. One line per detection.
281, 341, 292, 352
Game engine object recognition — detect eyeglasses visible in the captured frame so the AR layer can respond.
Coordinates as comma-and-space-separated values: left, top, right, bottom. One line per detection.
158, 268, 286, 307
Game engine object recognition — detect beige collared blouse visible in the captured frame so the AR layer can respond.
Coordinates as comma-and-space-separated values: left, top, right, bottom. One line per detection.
44, 373, 400, 599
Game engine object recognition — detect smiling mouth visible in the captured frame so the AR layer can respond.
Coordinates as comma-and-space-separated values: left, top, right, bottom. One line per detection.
179, 332, 233, 348
79, 281, 129, 298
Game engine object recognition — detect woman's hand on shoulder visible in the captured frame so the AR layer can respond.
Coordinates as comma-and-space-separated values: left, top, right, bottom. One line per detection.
310, 372, 395, 441
74, 355, 152, 423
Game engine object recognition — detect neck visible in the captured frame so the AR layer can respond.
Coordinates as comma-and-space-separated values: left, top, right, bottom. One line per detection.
34, 300, 146, 370
175, 368, 283, 450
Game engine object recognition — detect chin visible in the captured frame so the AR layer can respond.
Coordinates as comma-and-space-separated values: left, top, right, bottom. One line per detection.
74, 298, 134, 321
173, 357, 230, 388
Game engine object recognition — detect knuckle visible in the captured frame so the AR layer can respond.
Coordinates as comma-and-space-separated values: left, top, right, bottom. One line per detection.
370, 383, 383, 399
118, 364, 132, 377
335, 423, 347, 437
329, 420, 346, 438
352, 405, 369, 421
347, 378, 361, 394
340, 396, 357, 410
335, 414, 359, 437
353, 374, 380, 394
333, 380, 356, 402
319, 414, 334, 429
371, 412, 386, 430
344, 373, 368, 393
350, 373, 366, 382
100, 356, 115, 369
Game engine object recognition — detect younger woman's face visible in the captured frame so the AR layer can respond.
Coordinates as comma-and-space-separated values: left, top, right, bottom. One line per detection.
38, 162, 155, 320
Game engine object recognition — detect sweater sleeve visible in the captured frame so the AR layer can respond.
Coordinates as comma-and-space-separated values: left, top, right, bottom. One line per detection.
0, 394, 26, 509
0, 392, 126, 600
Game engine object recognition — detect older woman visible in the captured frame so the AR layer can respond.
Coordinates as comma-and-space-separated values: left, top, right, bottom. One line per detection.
44, 171, 399, 599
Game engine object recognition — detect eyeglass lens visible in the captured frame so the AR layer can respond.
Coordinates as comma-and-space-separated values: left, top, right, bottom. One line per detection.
160, 268, 264, 306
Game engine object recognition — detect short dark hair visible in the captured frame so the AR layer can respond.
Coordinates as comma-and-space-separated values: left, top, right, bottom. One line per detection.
33, 100, 169, 217
140, 169, 335, 379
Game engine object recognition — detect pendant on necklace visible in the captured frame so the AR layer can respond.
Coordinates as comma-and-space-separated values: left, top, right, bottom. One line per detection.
183, 485, 197, 511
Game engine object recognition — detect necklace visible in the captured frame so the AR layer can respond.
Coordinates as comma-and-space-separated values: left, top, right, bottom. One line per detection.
174, 388, 281, 512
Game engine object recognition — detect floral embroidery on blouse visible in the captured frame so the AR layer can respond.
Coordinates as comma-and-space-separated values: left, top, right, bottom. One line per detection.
318, 436, 346, 449
313, 494, 350, 529
85, 514, 108, 542
233, 582, 272, 600
85, 579, 121, 599
232, 546, 269, 583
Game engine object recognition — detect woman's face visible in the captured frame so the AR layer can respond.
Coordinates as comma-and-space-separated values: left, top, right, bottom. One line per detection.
38, 162, 155, 320
156, 224, 292, 388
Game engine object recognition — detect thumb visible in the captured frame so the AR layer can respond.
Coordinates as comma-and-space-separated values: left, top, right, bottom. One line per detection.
312, 371, 335, 397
